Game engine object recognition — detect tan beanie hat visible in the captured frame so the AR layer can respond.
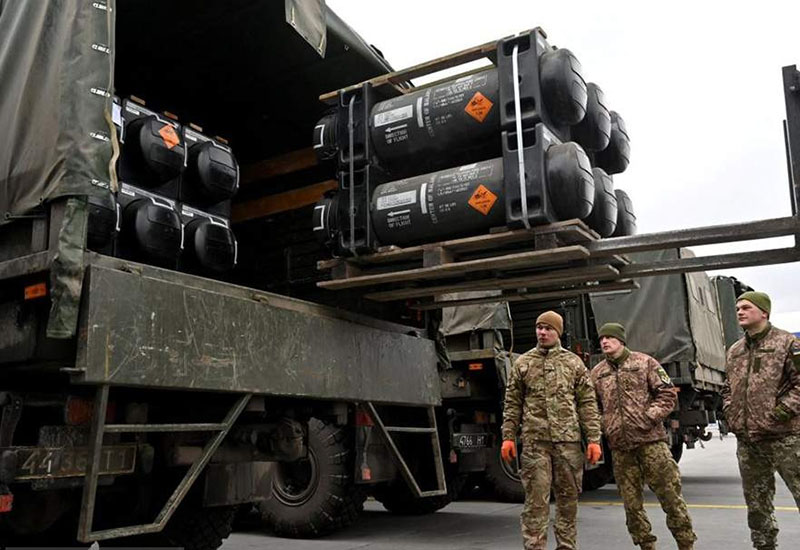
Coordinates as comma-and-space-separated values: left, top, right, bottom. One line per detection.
536, 311, 564, 336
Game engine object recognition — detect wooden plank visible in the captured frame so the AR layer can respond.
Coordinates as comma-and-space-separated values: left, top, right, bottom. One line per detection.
231, 180, 337, 223
364, 264, 620, 302
422, 246, 455, 267
240, 148, 318, 185
317, 245, 590, 291
411, 280, 640, 310
319, 38, 499, 103
318, 219, 596, 268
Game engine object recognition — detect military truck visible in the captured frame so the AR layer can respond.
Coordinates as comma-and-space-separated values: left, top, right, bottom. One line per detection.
0, 1, 450, 546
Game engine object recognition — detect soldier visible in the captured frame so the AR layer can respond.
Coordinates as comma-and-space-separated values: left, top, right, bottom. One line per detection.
501, 310, 602, 550
721, 291, 800, 550
591, 322, 696, 550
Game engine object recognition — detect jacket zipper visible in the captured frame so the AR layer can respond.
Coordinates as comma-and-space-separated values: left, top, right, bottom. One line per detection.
614, 363, 630, 448
743, 344, 753, 435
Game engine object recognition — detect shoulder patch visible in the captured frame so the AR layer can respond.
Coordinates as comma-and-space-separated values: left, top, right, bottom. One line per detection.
656, 366, 673, 386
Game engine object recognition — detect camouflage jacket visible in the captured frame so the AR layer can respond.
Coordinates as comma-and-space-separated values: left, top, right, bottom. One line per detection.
722, 324, 800, 441
501, 341, 601, 444
591, 350, 677, 451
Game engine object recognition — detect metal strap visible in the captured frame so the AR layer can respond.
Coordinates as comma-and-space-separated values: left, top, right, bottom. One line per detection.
512, 44, 531, 230
347, 95, 358, 256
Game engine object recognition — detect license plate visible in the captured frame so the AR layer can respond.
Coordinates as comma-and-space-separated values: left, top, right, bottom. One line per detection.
12, 445, 137, 480
452, 433, 489, 450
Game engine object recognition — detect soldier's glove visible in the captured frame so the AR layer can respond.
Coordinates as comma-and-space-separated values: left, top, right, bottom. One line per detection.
585, 442, 602, 465
773, 403, 794, 423
501, 440, 517, 463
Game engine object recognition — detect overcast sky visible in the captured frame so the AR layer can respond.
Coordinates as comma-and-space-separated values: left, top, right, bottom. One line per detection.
328, 0, 800, 330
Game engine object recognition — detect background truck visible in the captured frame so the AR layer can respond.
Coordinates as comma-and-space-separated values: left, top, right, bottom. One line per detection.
432, 249, 731, 501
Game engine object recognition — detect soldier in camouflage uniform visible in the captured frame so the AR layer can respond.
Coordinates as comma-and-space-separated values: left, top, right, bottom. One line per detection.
591, 322, 696, 550
721, 291, 800, 550
501, 311, 602, 550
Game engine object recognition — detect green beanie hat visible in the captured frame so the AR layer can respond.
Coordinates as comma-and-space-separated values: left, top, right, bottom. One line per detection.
598, 322, 626, 344
737, 291, 771, 316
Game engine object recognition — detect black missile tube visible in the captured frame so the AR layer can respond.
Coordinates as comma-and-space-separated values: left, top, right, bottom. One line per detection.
316, 139, 595, 249
313, 31, 612, 179
583, 168, 618, 238
612, 189, 637, 236
594, 111, 630, 175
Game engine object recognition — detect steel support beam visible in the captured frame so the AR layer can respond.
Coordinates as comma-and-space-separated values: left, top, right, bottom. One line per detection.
783, 65, 800, 247
619, 248, 800, 279
586, 216, 800, 257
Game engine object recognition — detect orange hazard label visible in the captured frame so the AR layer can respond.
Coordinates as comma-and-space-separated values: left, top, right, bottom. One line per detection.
468, 184, 497, 216
464, 91, 493, 123
159, 124, 180, 149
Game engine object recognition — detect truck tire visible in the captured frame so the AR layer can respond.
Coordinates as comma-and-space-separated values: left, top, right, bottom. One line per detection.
160, 504, 237, 550
671, 442, 684, 463
373, 470, 465, 515
582, 440, 614, 491
260, 417, 365, 537
484, 443, 525, 503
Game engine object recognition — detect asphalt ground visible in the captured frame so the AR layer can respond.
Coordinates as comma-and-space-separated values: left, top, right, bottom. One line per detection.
224, 435, 800, 549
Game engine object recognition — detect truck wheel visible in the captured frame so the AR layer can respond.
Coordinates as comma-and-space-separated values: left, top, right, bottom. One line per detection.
484, 443, 525, 503
260, 417, 365, 537
671, 442, 684, 463
582, 462, 614, 491
582, 441, 614, 491
160, 504, 237, 550
373, 469, 465, 515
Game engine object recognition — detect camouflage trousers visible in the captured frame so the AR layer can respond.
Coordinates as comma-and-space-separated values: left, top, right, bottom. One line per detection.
736, 434, 800, 550
519, 440, 584, 550
612, 441, 696, 548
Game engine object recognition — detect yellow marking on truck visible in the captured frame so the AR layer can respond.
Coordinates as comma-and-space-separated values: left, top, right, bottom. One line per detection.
582, 501, 797, 512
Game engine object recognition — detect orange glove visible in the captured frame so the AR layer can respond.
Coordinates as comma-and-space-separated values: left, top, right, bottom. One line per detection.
501, 440, 517, 463
586, 442, 602, 465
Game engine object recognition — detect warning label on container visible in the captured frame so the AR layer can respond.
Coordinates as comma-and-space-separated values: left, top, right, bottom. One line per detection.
159, 124, 180, 149
467, 184, 497, 215
464, 92, 493, 123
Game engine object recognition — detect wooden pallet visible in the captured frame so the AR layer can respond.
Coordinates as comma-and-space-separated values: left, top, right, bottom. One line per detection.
316, 219, 631, 306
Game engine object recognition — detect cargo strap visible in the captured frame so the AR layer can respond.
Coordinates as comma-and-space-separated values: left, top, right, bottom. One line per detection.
77, 386, 251, 542
366, 402, 447, 498
347, 94, 359, 257
512, 44, 531, 230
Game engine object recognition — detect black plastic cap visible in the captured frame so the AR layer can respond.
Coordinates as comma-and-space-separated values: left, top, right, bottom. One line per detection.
594, 111, 630, 175
185, 141, 239, 203
123, 116, 186, 184
184, 219, 237, 273
122, 199, 182, 261
87, 192, 117, 250
612, 189, 637, 236
584, 168, 618, 237
312, 194, 339, 250
546, 142, 595, 221
570, 83, 611, 152
539, 49, 588, 126
313, 112, 339, 162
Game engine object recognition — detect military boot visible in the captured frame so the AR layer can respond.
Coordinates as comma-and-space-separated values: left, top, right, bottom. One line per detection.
639, 543, 656, 550
677, 545, 693, 550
